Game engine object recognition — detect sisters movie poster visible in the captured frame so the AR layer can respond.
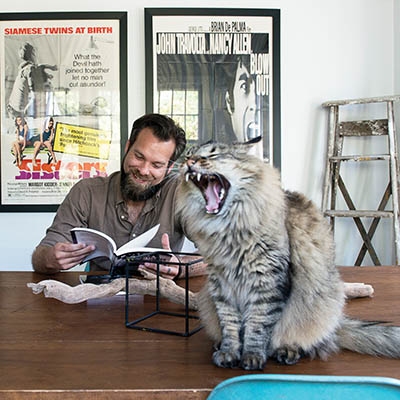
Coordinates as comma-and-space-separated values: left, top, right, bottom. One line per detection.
0, 13, 126, 209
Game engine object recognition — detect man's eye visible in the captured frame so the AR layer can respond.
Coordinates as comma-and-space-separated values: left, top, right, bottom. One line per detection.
240, 82, 248, 92
134, 153, 144, 160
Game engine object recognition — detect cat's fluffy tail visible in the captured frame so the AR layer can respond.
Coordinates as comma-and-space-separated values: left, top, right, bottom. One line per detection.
337, 317, 400, 358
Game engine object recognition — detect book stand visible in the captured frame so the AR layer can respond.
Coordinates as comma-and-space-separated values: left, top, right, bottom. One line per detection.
122, 251, 203, 337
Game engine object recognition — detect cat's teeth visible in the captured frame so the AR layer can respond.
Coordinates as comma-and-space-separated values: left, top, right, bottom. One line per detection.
185, 172, 190, 182
197, 173, 202, 181
220, 188, 225, 199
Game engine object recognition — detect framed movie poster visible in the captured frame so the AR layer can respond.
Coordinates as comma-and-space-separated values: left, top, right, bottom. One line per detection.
145, 8, 280, 167
0, 12, 127, 212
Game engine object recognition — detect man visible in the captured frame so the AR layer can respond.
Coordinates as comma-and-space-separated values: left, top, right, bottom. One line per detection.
225, 58, 259, 143
32, 113, 203, 279
216, 56, 266, 159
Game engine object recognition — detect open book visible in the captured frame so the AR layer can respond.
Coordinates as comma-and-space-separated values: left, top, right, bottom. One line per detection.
71, 224, 167, 263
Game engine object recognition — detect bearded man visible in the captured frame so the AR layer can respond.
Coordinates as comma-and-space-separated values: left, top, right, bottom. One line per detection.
32, 113, 196, 279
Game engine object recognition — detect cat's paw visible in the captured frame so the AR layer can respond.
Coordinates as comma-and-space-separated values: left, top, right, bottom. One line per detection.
275, 346, 302, 365
212, 349, 240, 368
240, 352, 266, 370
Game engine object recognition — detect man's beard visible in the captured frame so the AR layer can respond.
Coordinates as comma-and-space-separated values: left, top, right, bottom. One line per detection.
120, 169, 162, 201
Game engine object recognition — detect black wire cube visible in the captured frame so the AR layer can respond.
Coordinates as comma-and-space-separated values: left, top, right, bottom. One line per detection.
122, 251, 203, 337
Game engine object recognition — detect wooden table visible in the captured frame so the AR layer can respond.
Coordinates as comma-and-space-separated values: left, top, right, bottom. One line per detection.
1, 267, 400, 399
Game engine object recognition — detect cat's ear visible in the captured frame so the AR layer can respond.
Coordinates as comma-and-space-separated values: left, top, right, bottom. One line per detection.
237, 136, 263, 159
245, 136, 262, 146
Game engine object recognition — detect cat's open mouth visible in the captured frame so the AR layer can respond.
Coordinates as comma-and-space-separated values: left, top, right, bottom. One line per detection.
185, 170, 231, 214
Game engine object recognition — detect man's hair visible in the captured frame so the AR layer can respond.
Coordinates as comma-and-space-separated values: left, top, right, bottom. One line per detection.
128, 113, 186, 162
226, 56, 252, 113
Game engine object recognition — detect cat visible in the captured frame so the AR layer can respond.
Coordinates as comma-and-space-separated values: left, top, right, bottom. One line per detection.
175, 139, 400, 370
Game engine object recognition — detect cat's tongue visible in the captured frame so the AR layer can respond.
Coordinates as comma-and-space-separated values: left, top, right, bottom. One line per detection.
205, 181, 221, 214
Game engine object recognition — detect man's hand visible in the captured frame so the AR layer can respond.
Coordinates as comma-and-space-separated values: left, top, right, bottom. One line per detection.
52, 242, 96, 270
32, 243, 95, 274
138, 233, 180, 280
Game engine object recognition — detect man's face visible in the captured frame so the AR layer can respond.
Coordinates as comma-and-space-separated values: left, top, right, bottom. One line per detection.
121, 128, 175, 200
228, 62, 259, 142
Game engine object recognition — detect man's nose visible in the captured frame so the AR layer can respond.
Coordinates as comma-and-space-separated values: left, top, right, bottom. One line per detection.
248, 82, 257, 113
137, 161, 151, 176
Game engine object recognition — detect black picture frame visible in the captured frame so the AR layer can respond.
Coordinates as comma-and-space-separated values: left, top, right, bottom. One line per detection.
145, 8, 281, 168
0, 11, 127, 212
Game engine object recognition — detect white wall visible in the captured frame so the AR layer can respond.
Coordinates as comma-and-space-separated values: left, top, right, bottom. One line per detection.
0, 0, 398, 270
396, 0, 400, 91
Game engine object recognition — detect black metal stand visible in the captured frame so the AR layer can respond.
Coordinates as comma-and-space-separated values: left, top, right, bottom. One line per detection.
124, 252, 203, 337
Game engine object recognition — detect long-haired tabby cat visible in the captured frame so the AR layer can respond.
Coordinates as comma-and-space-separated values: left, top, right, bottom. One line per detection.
175, 139, 400, 370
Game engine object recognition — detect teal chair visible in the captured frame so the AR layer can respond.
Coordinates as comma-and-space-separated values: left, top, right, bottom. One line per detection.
207, 374, 400, 400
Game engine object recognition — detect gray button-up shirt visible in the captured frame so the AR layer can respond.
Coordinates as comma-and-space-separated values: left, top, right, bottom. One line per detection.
38, 171, 185, 271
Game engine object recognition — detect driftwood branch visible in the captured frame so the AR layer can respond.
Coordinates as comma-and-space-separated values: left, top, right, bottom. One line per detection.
344, 282, 374, 299
27, 272, 373, 309
27, 270, 198, 309
27, 278, 125, 304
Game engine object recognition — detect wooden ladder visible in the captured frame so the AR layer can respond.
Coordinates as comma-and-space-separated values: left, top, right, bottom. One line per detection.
321, 95, 400, 265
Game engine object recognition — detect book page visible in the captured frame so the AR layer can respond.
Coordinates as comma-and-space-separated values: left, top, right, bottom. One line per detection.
115, 224, 165, 256
71, 228, 116, 262
71, 224, 166, 262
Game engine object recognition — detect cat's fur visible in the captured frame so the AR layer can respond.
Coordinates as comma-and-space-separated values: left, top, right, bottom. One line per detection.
175, 140, 400, 370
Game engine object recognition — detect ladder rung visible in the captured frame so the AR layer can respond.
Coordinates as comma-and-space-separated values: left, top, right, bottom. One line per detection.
340, 119, 388, 136
330, 154, 390, 162
324, 210, 393, 218
322, 95, 400, 107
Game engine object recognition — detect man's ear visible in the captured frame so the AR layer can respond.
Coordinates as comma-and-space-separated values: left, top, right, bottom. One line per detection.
225, 91, 233, 115
124, 140, 131, 154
